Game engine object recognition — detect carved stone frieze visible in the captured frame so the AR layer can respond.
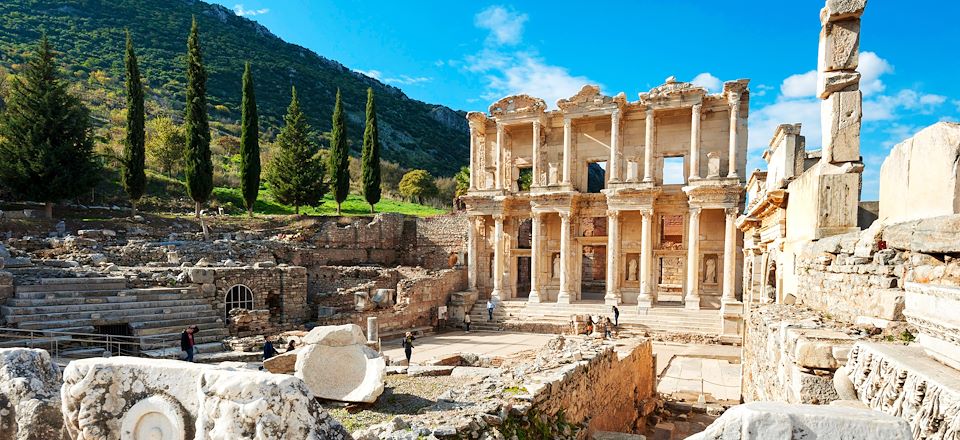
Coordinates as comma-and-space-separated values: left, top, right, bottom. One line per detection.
488, 94, 546, 117
556, 85, 626, 113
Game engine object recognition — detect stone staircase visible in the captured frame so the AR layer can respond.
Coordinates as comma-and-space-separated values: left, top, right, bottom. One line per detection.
0, 277, 228, 360
468, 298, 723, 335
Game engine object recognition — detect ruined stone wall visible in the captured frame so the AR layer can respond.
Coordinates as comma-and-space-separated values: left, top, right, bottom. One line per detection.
191, 265, 309, 328
742, 304, 853, 404
317, 268, 467, 335
403, 212, 468, 268
307, 266, 400, 310
524, 339, 657, 435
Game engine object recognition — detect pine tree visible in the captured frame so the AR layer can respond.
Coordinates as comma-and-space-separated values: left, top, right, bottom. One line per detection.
0, 35, 99, 218
266, 87, 326, 214
361, 88, 382, 214
122, 30, 146, 217
183, 17, 213, 218
239, 62, 260, 217
328, 88, 350, 215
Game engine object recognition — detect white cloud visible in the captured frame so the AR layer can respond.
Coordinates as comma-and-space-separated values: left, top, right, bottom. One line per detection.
748, 97, 822, 151
691, 72, 721, 93
780, 70, 817, 98
858, 51, 893, 96
864, 89, 947, 121
233, 4, 269, 16
466, 7, 596, 109
482, 53, 595, 106
474, 6, 528, 46
384, 75, 431, 85
356, 69, 382, 80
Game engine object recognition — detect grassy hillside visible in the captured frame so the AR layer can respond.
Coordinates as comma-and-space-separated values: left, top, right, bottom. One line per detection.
0, 0, 469, 177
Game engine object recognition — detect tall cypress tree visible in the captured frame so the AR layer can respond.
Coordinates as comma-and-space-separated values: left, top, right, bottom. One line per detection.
122, 30, 146, 217
183, 17, 212, 218
266, 87, 326, 214
0, 35, 99, 218
239, 62, 260, 217
361, 87, 381, 214
328, 88, 350, 215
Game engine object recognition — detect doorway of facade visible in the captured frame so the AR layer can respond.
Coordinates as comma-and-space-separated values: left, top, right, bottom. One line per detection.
656, 255, 685, 305
516, 256, 531, 298
580, 245, 606, 301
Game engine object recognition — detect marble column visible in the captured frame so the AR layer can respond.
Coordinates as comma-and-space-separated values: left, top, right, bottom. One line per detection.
495, 124, 505, 190
557, 211, 572, 304
727, 95, 740, 179
689, 103, 702, 180
467, 215, 479, 291
722, 207, 738, 303
528, 212, 542, 303
562, 118, 572, 185
643, 107, 655, 182
532, 120, 541, 189
637, 209, 654, 308
685, 207, 702, 310
604, 210, 621, 305
491, 214, 504, 300
469, 128, 477, 190
609, 109, 621, 183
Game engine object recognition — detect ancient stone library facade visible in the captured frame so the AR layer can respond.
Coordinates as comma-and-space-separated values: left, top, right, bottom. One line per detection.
461, 79, 749, 334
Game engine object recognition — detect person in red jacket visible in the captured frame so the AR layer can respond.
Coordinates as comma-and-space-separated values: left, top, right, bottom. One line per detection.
180, 325, 198, 362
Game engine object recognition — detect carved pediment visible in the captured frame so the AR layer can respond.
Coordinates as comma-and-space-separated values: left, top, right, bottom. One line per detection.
466, 111, 488, 128
640, 76, 707, 101
556, 85, 626, 112
488, 94, 546, 117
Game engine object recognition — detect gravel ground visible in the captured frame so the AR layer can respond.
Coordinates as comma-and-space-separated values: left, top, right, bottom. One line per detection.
325, 374, 474, 433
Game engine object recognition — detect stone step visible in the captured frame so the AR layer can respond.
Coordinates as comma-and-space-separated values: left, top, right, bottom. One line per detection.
14, 287, 196, 300
141, 341, 226, 359
4, 303, 215, 324
140, 333, 228, 350
16, 280, 127, 293
6, 291, 204, 307
2, 298, 213, 318
133, 321, 228, 337
16, 309, 223, 330
38, 277, 127, 286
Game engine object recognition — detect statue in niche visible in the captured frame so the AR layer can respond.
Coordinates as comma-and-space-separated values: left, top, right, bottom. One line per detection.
627, 258, 638, 281
707, 152, 721, 178
705, 256, 717, 284
552, 253, 560, 279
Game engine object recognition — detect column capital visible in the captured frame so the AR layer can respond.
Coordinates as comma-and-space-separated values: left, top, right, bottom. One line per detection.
645, 107, 655, 117
725, 207, 740, 217
639, 207, 654, 218
606, 209, 620, 220
689, 206, 702, 216
558, 211, 571, 221
530, 211, 543, 220
493, 213, 505, 222
728, 93, 742, 106
691, 102, 703, 112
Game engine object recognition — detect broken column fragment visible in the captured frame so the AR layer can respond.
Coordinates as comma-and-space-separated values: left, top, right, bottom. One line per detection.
294, 324, 386, 403
817, 0, 865, 165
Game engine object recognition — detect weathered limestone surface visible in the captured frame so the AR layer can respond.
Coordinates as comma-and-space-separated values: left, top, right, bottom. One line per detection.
879, 122, 960, 223
0, 348, 63, 440
263, 350, 297, 374
688, 401, 911, 440
820, 89, 862, 162
295, 324, 386, 403
742, 305, 854, 404
61, 357, 349, 440
846, 343, 960, 439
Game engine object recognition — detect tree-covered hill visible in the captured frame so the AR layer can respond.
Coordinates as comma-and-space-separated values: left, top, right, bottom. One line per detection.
0, 0, 469, 176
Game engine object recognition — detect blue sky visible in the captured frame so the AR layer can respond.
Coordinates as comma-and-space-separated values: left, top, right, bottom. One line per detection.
216, 0, 960, 200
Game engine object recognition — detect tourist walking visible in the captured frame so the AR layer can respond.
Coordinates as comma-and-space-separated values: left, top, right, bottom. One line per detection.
486, 299, 495, 321
612, 305, 620, 327
603, 317, 613, 339
463, 313, 471, 332
402, 332, 416, 365
263, 339, 279, 360
180, 325, 198, 362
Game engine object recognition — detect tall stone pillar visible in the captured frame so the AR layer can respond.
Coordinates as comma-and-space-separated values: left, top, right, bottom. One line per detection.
689, 103, 702, 180
528, 212, 542, 303
604, 210, 621, 305
557, 211, 572, 304
609, 109, 621, 183
532, 120, 541, 189
562, 118, 572, 186
467, 215, 480, 291
685, 207, 702, 310
495, 124, 505, 190
491, 214, 505, 300
721, 207, 743, 336
469, 128, 477, 190
727, 95, 740, 179
638, 209, 655, 308
643, 108, 655, 182
722, 207, 738, 302
818, 1, 865, 164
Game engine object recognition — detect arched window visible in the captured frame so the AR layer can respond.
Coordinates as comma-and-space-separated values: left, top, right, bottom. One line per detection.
224, 284, 254, 321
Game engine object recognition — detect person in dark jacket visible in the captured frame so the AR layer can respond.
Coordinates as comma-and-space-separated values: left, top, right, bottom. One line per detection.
401, 332, 416, 365
263, 339, 279, 360
286, 339, 297, 352
612, 305, 620, 327
180, 325, 198, 362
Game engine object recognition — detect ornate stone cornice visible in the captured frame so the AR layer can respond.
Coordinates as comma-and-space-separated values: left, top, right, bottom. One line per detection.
641, 76, 707, 101
683, 183, 743, 207
556, 85, 626, 113
488, 94, 546, 118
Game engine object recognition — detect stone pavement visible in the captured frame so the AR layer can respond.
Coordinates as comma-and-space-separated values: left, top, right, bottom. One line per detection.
653, 342, 742, 402
381, 330, 555, 365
